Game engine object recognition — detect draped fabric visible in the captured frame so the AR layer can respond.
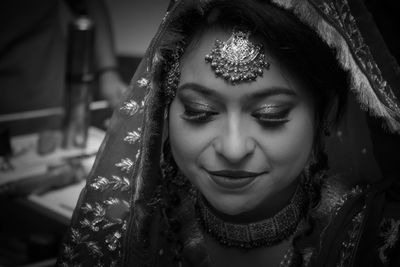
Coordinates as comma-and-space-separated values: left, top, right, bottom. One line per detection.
57, 0, 400, 266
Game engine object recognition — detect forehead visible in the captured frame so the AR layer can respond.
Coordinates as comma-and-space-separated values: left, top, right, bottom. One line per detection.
179, 27, 304, 98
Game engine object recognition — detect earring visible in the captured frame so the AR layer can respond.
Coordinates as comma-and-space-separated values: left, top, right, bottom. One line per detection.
323, 120, 331, 136
303, 142, 329, 207
161, 139, 197, 200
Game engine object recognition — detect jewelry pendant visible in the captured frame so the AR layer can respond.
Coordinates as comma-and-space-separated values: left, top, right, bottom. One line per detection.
205, 27, 270, 84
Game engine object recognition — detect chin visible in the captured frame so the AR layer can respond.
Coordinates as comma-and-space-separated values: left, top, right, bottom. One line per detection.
206, 193, 256, 216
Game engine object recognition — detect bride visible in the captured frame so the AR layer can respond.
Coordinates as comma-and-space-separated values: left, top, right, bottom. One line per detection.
58, 0, 400, 266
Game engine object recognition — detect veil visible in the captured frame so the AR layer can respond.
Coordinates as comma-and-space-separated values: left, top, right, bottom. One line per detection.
57, 0, 400, 266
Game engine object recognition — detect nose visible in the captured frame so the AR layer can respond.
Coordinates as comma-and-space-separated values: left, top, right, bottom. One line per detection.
213, 116, 255, 163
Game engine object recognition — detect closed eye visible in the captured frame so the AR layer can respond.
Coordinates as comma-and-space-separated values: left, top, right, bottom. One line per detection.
251, 105, 292, 127
181, 103, 218, 123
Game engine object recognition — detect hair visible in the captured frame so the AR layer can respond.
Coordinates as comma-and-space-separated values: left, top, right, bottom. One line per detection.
162, 0, 348, 128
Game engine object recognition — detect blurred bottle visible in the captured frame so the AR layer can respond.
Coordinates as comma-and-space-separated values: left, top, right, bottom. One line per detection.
63, 16, 95, 149
0, 127, 13, 171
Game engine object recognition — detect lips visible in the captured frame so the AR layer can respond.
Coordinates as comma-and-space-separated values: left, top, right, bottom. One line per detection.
206, 169, 266, 190
207, 170, 261, 178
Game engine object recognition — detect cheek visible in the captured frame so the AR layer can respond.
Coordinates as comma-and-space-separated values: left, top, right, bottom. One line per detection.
169, 102, 190, 164
264, 106, 314, 175
168, 100, 205, 173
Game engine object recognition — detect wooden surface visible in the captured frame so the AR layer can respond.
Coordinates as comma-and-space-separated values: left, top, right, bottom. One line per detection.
24, 127, 105, 224
1, 127, 104, 185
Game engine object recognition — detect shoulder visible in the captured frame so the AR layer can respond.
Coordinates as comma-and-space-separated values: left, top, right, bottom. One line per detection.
377, 216, 400, 265
312, 175, 363, 222
297, 176, 365, 266
308, 177, 400, 266
375, 184, 400, 266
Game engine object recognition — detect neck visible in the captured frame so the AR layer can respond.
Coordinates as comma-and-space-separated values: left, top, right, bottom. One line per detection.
204, 178, 301, 223
206, 235, 293, 267
196, 178, 308, 249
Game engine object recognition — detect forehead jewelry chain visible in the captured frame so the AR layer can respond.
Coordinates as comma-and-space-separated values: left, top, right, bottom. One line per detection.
164, 42, 185, 101
205, 27, 270, 84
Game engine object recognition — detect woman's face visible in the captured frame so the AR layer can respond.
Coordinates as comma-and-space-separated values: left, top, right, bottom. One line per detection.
169, 27, 315, 217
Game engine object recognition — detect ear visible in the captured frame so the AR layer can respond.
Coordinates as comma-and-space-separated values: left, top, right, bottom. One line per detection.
315, 95, 339, 139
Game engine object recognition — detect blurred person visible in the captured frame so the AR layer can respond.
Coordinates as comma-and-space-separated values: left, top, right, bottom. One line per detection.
0, 0, 127, 116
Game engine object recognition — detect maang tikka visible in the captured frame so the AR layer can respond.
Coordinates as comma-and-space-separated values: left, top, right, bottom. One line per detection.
205, 27, 270, 84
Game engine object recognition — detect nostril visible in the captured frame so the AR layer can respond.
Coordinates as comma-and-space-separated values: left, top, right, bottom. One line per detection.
245, 138, 256, 153
212, 138, 223, 153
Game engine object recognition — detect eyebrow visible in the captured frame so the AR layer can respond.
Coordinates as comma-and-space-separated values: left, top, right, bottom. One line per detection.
177, 83, 297, 101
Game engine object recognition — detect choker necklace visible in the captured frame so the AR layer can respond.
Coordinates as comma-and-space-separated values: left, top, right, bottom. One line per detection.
196, 182, 308, 249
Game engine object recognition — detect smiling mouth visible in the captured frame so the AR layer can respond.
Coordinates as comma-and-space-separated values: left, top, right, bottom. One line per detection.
207, 170, 263, 178
206, 169, 267, 190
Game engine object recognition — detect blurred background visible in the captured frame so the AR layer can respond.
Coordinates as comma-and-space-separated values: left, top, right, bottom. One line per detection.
0, 1, 168, 266
0, 0, 398, 266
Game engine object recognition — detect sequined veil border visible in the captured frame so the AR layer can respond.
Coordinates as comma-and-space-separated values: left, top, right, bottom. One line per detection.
271, 0, 400, 132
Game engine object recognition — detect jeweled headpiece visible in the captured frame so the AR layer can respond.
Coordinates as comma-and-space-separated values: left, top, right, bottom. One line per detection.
205, 28, 270, 84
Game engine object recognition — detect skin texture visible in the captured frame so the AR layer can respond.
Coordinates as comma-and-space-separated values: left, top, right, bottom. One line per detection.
169, 26, 315, 221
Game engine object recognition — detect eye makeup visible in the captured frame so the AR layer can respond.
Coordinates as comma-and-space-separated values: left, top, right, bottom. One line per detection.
177, 88, 295, 126
180, 101, 218, 123
251, 103, 293, 127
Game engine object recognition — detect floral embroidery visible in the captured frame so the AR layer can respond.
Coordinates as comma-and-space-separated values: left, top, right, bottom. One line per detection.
103, 197, 130, 207
62, 244, 78, 261
123, 129, 141, 145
79, 199, 129, 247
115, 158, 134, 173
59, 172, 131, 265
378, 218, 400, 264
137, 77, 150, 88
105, 231, 123, 251
71, 228, 89, 244
86, 241, 103, 257
337, 207, 366, 267
120, 99, 140, 116
90, 176, 130, 192
332, 185, 364, 216
326, 185, 366, 266
65, 228, 104, 261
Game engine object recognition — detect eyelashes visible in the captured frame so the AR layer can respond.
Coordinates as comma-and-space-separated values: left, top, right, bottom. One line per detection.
251, 105, 291, 127
181, 102, 292, 127
181, 103, 218, 122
